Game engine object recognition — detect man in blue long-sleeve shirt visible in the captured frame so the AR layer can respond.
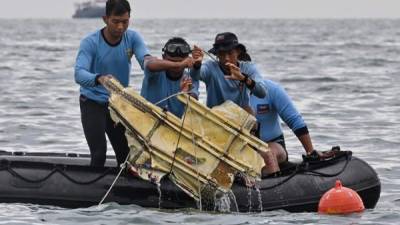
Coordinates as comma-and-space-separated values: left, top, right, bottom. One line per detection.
193, 32, 266, 114
74, 0, 150, 167
141, 37, 203, 118
251, 79, 316, 175
192, 32, 275, 174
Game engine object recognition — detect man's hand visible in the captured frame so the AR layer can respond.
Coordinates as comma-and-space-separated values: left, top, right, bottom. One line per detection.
305, 149, 336, 161
224, 63, 245, 81
192, 45, 204, 65
307, 150, 322, 158
180, 75, 193, 92
97, 74, 114, 85
179, 57, 195, 70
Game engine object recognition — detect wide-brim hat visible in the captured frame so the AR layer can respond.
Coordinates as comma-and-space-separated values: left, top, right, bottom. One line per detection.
208, 32, 246, 55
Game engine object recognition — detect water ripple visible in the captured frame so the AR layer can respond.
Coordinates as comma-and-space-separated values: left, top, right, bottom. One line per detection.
0, 18, 399, 225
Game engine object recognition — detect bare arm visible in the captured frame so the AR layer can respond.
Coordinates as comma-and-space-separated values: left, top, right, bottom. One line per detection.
145, 56, 194, 72
298, 133, 314, 155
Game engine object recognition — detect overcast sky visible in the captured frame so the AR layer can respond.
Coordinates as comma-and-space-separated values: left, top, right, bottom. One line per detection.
0, 0, 399, 19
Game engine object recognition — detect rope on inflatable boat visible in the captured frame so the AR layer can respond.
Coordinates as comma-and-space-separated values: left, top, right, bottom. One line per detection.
98, 154, 130, 206
304, 158, 350, 177
258, 152, 351, 191
0, 164, 115, 185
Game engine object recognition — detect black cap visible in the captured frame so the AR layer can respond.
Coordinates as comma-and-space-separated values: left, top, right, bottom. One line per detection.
208, 32, 246, 55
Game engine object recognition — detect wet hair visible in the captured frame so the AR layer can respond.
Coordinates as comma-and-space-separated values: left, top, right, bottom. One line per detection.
106, 0, 131, 16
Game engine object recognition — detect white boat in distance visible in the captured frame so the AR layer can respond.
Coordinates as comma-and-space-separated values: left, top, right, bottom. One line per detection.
73, 0, 106, 18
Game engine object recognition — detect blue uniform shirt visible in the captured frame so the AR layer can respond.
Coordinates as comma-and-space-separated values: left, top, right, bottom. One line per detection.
195, 60, 266, 108
250, 79, 307, 142
141, 65, 200, 118
74, 29, 149, 103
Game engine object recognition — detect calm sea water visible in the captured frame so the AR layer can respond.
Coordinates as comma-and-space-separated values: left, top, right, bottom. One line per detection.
0, 18, 399, 224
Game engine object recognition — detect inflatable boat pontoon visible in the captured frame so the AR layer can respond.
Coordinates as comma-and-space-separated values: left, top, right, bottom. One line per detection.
0, 150, 380, 212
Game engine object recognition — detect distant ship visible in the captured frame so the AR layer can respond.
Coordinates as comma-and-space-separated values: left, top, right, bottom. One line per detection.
73, 0, 106, 18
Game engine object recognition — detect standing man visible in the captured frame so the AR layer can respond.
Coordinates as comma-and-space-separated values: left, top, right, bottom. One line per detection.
74, 0, 150, 167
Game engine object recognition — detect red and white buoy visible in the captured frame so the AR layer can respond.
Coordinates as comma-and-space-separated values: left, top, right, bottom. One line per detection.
318, 180, 365, 214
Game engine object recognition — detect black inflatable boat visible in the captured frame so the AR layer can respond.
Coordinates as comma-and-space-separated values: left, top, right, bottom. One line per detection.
0, 150, 380, 212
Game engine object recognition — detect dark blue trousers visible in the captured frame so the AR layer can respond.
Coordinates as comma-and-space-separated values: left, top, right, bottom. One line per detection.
79, 95, 129, 167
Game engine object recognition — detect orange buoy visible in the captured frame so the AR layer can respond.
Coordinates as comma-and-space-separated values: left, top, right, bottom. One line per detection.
318, 180, 365, 214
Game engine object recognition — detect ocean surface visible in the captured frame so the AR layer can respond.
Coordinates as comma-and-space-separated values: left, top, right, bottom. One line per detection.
0, 18, 399, 224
